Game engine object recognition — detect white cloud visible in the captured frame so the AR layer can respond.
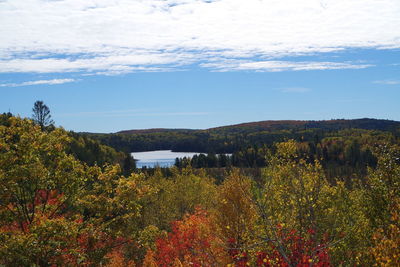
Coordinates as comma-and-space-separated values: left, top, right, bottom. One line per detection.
0, 53, 194, 73
201, 60, 372, 72
0, 0, 399, 73
0, 78, 76, 87
373, 80, 400, 85
280, 87, 311, 93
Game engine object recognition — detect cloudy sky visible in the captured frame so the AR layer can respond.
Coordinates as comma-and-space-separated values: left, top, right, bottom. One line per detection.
1, 0, 399, 132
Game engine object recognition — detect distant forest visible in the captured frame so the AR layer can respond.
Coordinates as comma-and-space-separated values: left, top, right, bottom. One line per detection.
84, 118, 400, 181
86, 118, 400, 153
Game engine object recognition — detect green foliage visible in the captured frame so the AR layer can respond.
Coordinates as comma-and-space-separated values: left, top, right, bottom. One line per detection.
68, 132, 134, 174
0, 215, 83, 266
0, 116, 143, 266
1, 114, 400, 266
78, 165, 144, 236
248, 140, 370, 265
363, 144, 400, 229
0, 117, 90, 265
139, 167, 217, 231
0, 117, 86, 227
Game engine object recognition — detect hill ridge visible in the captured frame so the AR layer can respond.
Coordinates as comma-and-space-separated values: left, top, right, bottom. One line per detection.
116, 118, 400, 134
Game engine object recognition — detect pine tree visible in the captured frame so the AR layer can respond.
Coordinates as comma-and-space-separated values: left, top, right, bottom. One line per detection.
32, 100, 54, 129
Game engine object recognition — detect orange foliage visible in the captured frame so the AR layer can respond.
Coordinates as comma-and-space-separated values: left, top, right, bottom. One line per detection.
154, 208, 229, 266
371, 199, 400, 266
106, 250, 135, 267
142, 249, 158, 267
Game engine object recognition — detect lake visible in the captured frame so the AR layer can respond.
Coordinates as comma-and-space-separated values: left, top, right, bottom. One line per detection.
131, 150, 202, 168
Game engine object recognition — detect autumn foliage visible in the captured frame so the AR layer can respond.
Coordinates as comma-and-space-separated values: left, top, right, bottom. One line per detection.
152, 208, 229, 266
251, 227, 331, 267
1, 115, 400, 266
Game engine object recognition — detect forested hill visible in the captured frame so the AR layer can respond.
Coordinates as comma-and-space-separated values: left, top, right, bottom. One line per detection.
84, 118, 400, 154
208, 118, 400, 133
116, 118, 400, 135
117, 128, 196, 135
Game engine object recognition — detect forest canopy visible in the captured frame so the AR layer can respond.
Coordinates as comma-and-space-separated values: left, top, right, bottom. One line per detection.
0, 114, 399, 266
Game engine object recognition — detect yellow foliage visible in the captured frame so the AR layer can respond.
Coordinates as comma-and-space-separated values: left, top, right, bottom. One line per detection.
139, 167, 218, 230
371, 199, 400, 266
173, 258, 184, 267
261, 140, 329, 234
255, 140, 372, 265
214, 169, 258, 249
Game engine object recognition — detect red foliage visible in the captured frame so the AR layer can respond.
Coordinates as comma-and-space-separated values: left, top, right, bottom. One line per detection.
34, 189, 63, 206
153, 211, 331, 267
229, 227, 331, 267
154, 208, 225, 266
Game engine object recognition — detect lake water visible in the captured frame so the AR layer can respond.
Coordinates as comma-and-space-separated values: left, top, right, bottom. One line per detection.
131, 150, 202, 168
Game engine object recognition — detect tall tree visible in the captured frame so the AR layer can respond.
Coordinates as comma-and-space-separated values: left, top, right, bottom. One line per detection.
32, 100, 54, 129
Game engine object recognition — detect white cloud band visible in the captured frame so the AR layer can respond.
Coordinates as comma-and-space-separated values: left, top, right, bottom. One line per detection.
373, 80, 400, 85
0, 0, 399, 74
0, 78, 76, 87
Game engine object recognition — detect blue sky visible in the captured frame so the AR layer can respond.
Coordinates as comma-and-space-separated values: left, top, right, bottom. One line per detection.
1, 0, 399, 133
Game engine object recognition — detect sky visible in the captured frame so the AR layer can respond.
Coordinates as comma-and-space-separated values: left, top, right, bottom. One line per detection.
1, 0, 399, 133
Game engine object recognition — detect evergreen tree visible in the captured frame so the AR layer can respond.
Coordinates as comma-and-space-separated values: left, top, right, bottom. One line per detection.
32, 100, 54, 129
123, 152, 136, 176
